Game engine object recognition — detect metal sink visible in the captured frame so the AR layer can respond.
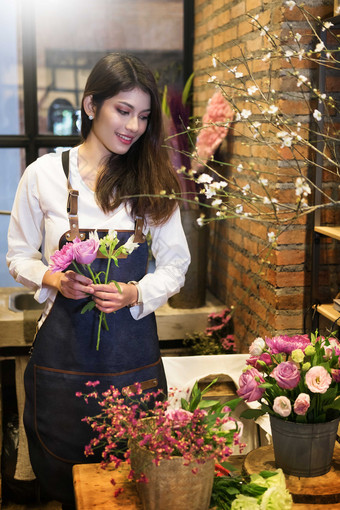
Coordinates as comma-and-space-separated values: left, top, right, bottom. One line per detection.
8, 292, 45, 313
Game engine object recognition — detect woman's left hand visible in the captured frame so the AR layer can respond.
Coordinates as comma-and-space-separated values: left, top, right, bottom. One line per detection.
91, 282, 138, 313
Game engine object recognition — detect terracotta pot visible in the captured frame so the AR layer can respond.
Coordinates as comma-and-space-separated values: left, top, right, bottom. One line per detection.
130, 444, 215, 510
270, 415, 340, 477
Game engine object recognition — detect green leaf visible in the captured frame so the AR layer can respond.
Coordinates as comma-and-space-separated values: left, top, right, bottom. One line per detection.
81, 300, 96, 314
180, 398, 189, 411
224, 397, 243, 411
182, 72, 194, 105
324, 397, 340, 410
161, 85, 171, 117
240, 408, 266, 420
198, 399, 221, 409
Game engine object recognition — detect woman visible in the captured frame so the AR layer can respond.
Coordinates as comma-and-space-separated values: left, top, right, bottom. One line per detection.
7, 53, 190, 507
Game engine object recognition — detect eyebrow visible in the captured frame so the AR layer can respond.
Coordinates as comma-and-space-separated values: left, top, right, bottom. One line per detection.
118, 101, 151, 113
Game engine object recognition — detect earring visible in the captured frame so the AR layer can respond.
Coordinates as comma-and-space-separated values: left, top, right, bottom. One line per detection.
88, 114, 94, 120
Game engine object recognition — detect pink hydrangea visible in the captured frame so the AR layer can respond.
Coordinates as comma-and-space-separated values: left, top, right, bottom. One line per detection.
195, 91, 234, 163
293, 393, 310, 415
271, 361, 301, 389
265, 334, 310, 355
305, 366, 332, 393
237, 368, 265, 402
273, 396, 292, 417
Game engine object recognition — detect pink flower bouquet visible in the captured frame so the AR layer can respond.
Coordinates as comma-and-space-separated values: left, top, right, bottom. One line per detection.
50, 230, 139, 350
233, 332, 340, 423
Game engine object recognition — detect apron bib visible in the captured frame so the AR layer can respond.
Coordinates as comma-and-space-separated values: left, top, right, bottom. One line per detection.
23, 152, 167, 505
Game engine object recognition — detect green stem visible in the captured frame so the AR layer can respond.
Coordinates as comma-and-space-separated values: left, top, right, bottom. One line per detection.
96, 257, 111, 351
72, 261, 83, 275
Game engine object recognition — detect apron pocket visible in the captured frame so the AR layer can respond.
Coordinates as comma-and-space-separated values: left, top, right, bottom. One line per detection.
33, 361, 164, 463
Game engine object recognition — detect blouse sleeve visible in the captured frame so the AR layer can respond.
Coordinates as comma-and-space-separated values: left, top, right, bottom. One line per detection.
129, 206, 191, 320
6, 163, 53, 303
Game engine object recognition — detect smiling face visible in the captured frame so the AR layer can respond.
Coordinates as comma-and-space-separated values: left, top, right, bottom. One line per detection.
85, 88, 151, 158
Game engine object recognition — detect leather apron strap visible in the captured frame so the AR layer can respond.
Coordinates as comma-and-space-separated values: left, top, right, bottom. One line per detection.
61, 149, 146, 244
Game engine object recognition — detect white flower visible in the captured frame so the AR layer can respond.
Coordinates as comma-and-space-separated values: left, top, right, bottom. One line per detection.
263, 196, 271, 204
295, 32, 302, 42
235, 71, 244, 78
285, 0, 296, 9
268, 231, 276, 244
241, 109, 252, 118
295, 177, 311, 197
197, 173, 214, 184
260, 178, 268, 186
247, 85, 258, 95
89, 230, 101, 243
197, 216, 205, 227
297, 49, 305, 61
204, 186, 216, 199
251, 14, 259, 23
212, 56, 217, 68
297, 74, 308, 87
260, 26, 269, 36
242, 184, 250, 195
237, 163, 244, 173
207, 75, 217, 83
211, 198, 222, 207
235, 204, 243, 215
249, 337, 266, 356
313, 109, 322, 121
262, 52, 271, 62
285, 50, 294, 59
315, 41, 325, 53
322, 21, 333, 31
123, 235, 140, 254
253, 121, 261, 129
267, 105, 278, 115
235, 112, 241, 122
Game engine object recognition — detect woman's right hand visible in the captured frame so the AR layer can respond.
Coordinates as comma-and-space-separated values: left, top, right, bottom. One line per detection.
43, 269, 94, 300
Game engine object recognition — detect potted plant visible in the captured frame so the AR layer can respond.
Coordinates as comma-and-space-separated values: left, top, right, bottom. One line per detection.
232, 332, 340, 477
77, 379, 243, 510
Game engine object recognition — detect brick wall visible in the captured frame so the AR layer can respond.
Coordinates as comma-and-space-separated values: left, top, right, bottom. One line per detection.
192, 0, 339, 351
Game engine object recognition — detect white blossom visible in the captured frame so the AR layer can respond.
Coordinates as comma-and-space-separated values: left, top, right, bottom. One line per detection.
285, 0, 296, 9
197, 173, 214, 184
267, 231, 276, 243
260, 178, 268, 186
212, 56, 217, 68
263, 196, 271, 204
260, 26, 269, 36
237, 163, 244, 173
267, 105, 279, 115
313, 109, 322, 121
285, 50, 294, 59
235, 71, 244, 78
242, 184, 250, 195
204, 187, 216, 199
241, 109, 252, 118
211, 198, 222, 207
207, 75, 217, 83
262, 52, 271, 62
197, 217, 205, 227
322, 21, 333, 31
297, 74, 308, 87
295, 177, 311, 197
235, 204, 243, 215
247, 85, 258, 95
295, 32, 302, 42
315, 42, 325, 53
249, 337, 266, 356
123, 235, 140, 254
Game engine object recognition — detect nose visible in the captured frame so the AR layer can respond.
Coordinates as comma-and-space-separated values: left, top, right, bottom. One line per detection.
126, 115, 139, 133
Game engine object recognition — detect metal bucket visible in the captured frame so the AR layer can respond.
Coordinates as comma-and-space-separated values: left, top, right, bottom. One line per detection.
270, 415, 340, 477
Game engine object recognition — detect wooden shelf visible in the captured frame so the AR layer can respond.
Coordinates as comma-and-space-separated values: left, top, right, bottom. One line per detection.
315, 303, 340, 324
314, 226, 340, 241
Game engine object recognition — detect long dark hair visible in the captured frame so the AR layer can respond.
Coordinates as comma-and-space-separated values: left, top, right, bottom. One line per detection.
81, 53, 180, 225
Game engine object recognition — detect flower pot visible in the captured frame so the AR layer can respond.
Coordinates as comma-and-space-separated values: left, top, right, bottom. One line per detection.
270, 415, 340, 477
130, 444, 215, 510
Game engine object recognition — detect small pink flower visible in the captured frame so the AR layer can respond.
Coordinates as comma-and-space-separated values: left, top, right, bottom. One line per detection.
321, 337, 340, 359
49, 241, 76, 272
272, 361, 300, 389
331, 369, 340, 383
237, 368, 265, 402
165, 408, 193, 428
73, 237, 99, 264
305, 366, 332, 393
246, 352, 272, 371
273, 396, 292, 417
293, 393, 310, 415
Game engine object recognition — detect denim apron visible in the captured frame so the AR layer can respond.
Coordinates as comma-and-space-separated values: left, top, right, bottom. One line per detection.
23, 151, 167, 505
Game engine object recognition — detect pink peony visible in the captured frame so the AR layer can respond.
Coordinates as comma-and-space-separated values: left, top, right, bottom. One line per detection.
293, 393, 310, 415
273, 396, 292, 417
73, 237, 99, 265
49, 241, 77, 272
271, 361, 300, 389
265, 334, 310, 355
305, 366, 332, 393
237, 368, 265, 402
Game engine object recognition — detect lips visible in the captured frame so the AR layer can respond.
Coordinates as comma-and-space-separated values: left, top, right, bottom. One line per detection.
116, 133, 134, 145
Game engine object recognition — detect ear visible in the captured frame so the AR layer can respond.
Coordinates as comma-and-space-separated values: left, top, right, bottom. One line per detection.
83, 95, 95, 117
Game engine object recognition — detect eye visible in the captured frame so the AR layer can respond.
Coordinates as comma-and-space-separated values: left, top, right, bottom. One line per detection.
140, 115, 150, 121
117, 108, 129, 116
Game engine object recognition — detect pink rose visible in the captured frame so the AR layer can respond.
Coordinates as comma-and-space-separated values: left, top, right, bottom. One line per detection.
305, 366, 332, 393
237, 368, 265, 402
271, 361, 300, 389
273, 396, 292, 417
165, 408, 193, 428
73, 237, 99, 265
49, 241, 77, 272
321, 337, 340, 359
293, 393, 310, 415
246, 353, 272, 371
331, 369, 340, 383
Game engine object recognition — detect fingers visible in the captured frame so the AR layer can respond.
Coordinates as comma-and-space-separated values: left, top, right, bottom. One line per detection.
59, 271, 94, 300
92, 282, 135, 313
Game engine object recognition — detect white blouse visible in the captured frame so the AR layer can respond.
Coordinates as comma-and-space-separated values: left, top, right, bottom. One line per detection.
7, 146, 190, 323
